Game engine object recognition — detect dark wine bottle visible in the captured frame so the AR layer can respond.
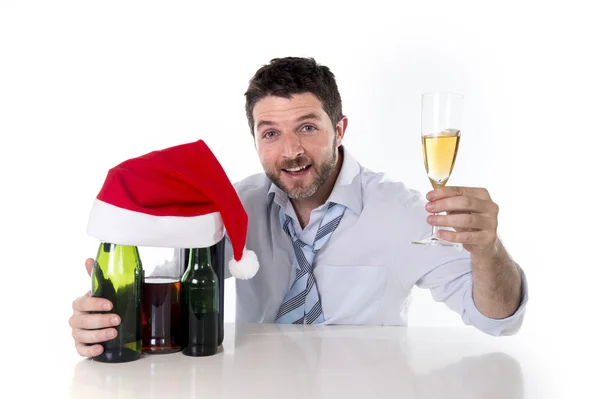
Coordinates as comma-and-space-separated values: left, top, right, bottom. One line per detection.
91, 242, 143, 363
185, 239, 225, 346
182, 247, 219, 357
210, 239, 225, 347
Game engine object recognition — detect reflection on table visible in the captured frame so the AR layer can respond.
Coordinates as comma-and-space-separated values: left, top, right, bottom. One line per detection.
70, 323, 525, 398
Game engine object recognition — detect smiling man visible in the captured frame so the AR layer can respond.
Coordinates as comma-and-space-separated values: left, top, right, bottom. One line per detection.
252, 96, 343, 226
70, 57, 528, 358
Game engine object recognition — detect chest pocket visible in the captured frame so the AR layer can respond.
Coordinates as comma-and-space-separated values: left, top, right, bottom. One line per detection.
315, 265, 387, 325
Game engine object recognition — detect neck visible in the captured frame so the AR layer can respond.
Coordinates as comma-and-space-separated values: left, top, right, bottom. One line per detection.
290, 149, 343, 228
191, 247, 212, 270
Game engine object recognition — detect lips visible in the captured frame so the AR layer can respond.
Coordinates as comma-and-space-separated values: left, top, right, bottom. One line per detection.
284, 165, 308, 172
282, 164, 311, 176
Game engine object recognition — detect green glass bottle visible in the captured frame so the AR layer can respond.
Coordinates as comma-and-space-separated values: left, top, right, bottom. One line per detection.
91, 242, 143, 363
182, 247, 219, 357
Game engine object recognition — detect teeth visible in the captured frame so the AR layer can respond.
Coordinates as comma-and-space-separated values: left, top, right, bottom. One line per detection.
286, 165, 308, 172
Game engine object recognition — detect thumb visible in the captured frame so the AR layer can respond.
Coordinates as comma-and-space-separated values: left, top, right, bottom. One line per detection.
85, 258, 94, 277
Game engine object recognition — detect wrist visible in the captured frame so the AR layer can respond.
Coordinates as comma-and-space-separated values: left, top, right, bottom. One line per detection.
471, 239, 504, 270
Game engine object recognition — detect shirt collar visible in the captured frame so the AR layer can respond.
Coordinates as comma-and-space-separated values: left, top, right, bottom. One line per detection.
267, 145, 363, 215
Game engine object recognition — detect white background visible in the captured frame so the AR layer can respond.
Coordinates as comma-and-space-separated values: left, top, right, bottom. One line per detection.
1, 0, 598, 396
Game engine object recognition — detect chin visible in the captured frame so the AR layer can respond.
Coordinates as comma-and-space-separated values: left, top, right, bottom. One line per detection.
287, 190, 312, 200
276, 180, 316, 199
285, 184, 320, 199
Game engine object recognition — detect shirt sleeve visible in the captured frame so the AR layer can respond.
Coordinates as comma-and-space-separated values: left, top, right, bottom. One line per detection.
415, 257, 529, 337
461, 263, 529, 336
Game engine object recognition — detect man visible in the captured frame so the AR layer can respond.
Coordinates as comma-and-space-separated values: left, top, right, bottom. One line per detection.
69, 57, 527, 358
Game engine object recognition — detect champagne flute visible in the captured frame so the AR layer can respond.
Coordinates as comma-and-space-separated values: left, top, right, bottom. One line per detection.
412, 92, 464, 247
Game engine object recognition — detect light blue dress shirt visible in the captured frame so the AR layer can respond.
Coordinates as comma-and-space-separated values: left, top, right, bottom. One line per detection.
224, 146, 528, 336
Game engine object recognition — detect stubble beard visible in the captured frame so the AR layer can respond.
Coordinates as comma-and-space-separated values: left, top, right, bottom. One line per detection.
268, 140, 338, 200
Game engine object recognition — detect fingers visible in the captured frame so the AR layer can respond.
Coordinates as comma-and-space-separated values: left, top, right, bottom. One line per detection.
427, 195, 499, 215
428, 213, 497, 231
427, 186, 492, 201
71, 256, 118, 360
70, 284, 120, 358
72, 293, 113, 313
437, 229, 497, 248
72, 326, 118, 345
426, 187, 501, 255
75, 342, 104, 358
70, 309, 120, 358
85, 258, 94, 276
69, 312, 121, 330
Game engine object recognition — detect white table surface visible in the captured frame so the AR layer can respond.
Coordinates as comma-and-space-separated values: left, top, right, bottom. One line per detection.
8, 322, 594, 398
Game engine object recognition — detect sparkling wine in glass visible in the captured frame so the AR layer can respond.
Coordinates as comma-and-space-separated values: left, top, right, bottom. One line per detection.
412, 92, 463, 247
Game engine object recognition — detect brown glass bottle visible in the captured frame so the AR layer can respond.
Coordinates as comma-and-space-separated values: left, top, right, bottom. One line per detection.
141, 276, 183, 354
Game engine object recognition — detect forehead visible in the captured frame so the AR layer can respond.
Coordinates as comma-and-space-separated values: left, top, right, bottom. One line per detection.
253, 93, 325, 125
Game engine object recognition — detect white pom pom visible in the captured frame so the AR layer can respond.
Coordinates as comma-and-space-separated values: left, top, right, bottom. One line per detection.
228, 247, 259, 280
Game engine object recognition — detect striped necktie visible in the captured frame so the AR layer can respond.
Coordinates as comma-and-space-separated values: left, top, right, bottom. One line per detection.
275, 202, 346, 324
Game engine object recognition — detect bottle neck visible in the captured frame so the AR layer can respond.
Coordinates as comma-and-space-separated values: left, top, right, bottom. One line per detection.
94, 242, 142, 288
98, 242, 140, 269
190, 247, 213, 271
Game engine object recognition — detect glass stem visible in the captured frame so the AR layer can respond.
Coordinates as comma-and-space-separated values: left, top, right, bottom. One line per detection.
432, 212, 440, 239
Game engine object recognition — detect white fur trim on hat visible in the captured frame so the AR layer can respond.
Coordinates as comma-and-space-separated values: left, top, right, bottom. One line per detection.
87, 199, 224, 248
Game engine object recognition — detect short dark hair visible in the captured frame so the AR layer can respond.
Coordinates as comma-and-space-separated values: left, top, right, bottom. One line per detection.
244, 57, 343, 136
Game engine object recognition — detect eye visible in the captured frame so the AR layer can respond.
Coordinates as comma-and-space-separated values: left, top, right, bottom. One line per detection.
263, 130, 278, 139
301, 125, 316, 132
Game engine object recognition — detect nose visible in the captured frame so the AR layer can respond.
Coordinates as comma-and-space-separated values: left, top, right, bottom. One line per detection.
281, 133, 304, 159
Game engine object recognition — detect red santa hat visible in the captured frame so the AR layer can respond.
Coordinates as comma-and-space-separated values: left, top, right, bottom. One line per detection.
86, 139, 259, 280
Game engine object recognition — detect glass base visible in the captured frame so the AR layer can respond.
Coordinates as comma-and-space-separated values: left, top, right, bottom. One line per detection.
411, 235, 461, 247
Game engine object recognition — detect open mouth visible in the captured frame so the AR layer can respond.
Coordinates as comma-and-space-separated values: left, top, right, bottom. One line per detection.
283, 164, 311, 176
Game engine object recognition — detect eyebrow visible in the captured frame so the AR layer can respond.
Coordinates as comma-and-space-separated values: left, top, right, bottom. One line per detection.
256, 112, 322, 131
